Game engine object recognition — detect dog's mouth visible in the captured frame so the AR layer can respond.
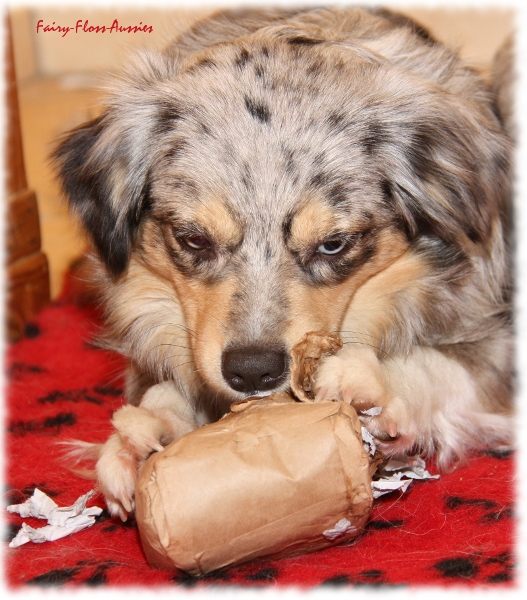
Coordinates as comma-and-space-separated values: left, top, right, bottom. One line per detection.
241, 389, 281, 401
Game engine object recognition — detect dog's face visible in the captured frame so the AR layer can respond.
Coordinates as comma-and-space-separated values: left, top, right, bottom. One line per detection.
141, 41, 414, 400
54, 27, 510, 413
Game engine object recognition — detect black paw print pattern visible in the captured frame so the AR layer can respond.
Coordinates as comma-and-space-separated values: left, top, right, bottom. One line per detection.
5, 302, 515, 589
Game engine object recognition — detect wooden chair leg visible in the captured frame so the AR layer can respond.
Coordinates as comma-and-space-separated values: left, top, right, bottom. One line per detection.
5, 16, 50, 342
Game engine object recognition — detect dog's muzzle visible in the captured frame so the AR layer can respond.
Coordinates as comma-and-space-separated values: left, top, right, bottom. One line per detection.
221, 346, 288, 395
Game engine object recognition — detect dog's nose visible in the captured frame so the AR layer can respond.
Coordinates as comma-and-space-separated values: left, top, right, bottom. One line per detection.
221, 347, 288, 394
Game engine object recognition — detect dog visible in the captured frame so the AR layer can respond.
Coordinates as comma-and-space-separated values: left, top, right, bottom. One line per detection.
53, 6, 515, 521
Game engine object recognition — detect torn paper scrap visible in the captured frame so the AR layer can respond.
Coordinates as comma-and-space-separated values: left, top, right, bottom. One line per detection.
372, 478, 412, 499
48, 490, 102, 527
372, 455, 439, 498
9, 517, 100, 548
289, 330, 343, 401
361, 427, 377, 456
360, 407, 383, 417
7, 488, 57, 520
323, 518, 357, 541
7, 488, 103, 548
377, 456, 440, 481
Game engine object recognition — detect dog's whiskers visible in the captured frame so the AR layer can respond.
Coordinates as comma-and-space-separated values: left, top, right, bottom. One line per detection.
138, 320, 198, 339
337, 329, 405, 374
149, 342, 192, 352
199, 309, 224, 326
337, 329, 384, 344
340, 340, 404, 379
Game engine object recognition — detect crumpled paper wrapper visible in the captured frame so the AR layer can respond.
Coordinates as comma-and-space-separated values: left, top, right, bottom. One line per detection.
136, 396, 375, 575
135, 331, 378, 575
290, 330, 343, 402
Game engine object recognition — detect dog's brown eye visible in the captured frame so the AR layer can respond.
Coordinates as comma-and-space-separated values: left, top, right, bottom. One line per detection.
182, 235, 211, 251
317, 239, 347, 255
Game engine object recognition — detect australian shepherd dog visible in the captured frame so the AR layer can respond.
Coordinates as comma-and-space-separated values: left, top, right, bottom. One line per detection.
54, 6, 515, 520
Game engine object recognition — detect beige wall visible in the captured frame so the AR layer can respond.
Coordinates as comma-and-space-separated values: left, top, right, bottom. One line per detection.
11, 5, 515, 82
10, 7, 37, 81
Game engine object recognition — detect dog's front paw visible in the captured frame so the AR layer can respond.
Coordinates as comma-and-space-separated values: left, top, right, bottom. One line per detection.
315, 345, 390, 411
314, 345, 414, 453
95, 405, 166, 521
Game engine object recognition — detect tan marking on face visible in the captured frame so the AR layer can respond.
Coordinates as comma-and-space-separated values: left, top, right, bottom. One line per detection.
192, 197, 243, 247
137, 218, 239, 394
97, 252, 196, 391
289, 198, 338, 250
172, 272, 238, 394
156, 194, 243, 248
342, 247, 430, 346
134, 219, 177, 280
284, 229, 410, 348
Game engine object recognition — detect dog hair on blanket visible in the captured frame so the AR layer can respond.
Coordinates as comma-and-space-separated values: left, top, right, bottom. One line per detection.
53, 6, 515, 520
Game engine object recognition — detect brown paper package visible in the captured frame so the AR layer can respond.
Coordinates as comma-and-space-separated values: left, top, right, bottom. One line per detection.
135, 395, 376, 575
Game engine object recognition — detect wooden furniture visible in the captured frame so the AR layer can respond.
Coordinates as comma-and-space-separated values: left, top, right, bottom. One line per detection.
5, 18, 50, 342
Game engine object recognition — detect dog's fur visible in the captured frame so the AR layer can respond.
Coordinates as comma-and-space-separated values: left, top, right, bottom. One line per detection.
54, 6, 515, 520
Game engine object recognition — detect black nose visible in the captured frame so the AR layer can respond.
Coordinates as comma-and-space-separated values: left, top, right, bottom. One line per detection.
221, 347, 288, 394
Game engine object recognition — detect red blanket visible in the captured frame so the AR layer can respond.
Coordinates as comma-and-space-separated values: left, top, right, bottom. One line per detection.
5, 295, 515, 589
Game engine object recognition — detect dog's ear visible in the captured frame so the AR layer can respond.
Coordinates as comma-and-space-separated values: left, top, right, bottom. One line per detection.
53, 109, 155, 277
378, 102, 512, 246
52, 49, 182, 277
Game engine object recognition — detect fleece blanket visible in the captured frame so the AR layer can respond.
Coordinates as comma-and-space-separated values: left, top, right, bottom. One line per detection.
4, 285, 516, 590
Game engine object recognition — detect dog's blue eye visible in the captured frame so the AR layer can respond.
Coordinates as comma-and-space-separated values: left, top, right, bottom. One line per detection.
183, 235, 211, 251
317, 239, 346, 255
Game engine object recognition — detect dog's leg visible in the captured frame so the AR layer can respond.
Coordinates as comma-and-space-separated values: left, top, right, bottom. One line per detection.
96, 382, 197, 520
315, 343, 513, 469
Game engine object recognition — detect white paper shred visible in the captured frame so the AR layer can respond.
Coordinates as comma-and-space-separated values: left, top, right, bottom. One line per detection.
361, 426, 377, 456
323, 518, 357, 541
359, 406, 381, 456
360, 407, 383, 417
372, 455, 439, 499
7, 488, 103, 548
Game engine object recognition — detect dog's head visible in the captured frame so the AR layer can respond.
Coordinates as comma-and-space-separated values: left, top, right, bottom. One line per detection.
54, 23, 510, 411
